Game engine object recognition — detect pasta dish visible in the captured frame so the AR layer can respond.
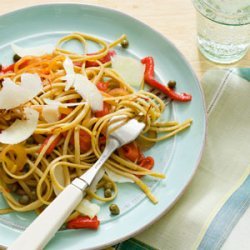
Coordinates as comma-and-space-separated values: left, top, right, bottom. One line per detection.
0, 32, 192, 229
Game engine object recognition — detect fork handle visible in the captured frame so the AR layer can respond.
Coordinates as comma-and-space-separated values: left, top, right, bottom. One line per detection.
8, 138, 120, 250
8, 184, 85, 250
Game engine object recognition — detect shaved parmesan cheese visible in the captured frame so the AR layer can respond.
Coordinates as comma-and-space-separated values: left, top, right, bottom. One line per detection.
0, 73, 43, 110
46, 73, 103, 111
76, 199, 100, 219
89, 168, 105, 193
105, 168, 134, 183
60, 102, 87, 107
0, 108, 39, 144
52, 166, 65, 196
112, 55, 145, 87
43, 98, 86, 107
11, 43, 54, 57
73, 74, 103, 111
63, 57, 75, 91
43, 98, 61, 106
42, 105, 60, 123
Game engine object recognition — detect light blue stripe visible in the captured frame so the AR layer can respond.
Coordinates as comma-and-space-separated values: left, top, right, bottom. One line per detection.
198, 175, 250, 250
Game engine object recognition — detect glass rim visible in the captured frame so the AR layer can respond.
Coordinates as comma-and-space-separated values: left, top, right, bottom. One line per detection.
192, 0, 250, 25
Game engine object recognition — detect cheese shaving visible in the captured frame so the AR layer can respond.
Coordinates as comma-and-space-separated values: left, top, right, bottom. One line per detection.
0, 73, 43, 110
112, 55, 145, 87
76, 199, 100, 219
63, 57, 76, 91
73, 74, 103, 111
11, 43, 54, 57
43, 98, 86, 107
0, 108, 39, 144
42, 105, 60, 123
52, 166, 65, 196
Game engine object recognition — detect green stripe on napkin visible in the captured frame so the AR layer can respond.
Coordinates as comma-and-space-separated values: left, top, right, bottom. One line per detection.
115, 238, 158, 250
233, 68, 250, 81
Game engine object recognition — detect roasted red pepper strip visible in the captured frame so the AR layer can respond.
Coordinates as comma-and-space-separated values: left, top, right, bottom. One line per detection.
1, 63, 15, 73
120, 142, 141, 162
135, 156, 154, 178
98, 135, 106, 147
1, 60, 30, 74
73, 51, 116, 68
141, 57, 192, 102
139, 156, 154, 170
73, 61, 82, 67
67, 216, 100, 230
94, 102, 111, 118
38, 135, 61, 155
96, 81, 109, 92
85, 50, 116, 67
69, 130, 91, 153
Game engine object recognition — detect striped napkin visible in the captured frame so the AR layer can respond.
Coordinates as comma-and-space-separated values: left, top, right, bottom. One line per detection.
116, 68, 250, 250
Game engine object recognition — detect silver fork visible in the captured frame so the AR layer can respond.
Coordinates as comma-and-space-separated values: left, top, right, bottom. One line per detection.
8, 116, 145, 250
149, 87, 172, 106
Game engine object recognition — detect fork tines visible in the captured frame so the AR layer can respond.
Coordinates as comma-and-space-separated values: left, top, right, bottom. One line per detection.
149, 88, 171, 105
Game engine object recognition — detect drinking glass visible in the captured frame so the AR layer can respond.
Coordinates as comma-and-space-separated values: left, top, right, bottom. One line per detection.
193, 0, 250, 64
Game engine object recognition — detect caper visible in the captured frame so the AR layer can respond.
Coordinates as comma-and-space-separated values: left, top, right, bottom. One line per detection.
104, 182, 113, 190
19, 194, 30, 205
121, 39, 129, 49
109, 204, 120, 215
168, 80, 176, 89
104, 188, 112, 198
13, 54, 21, 63
23, 163, 30, 173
